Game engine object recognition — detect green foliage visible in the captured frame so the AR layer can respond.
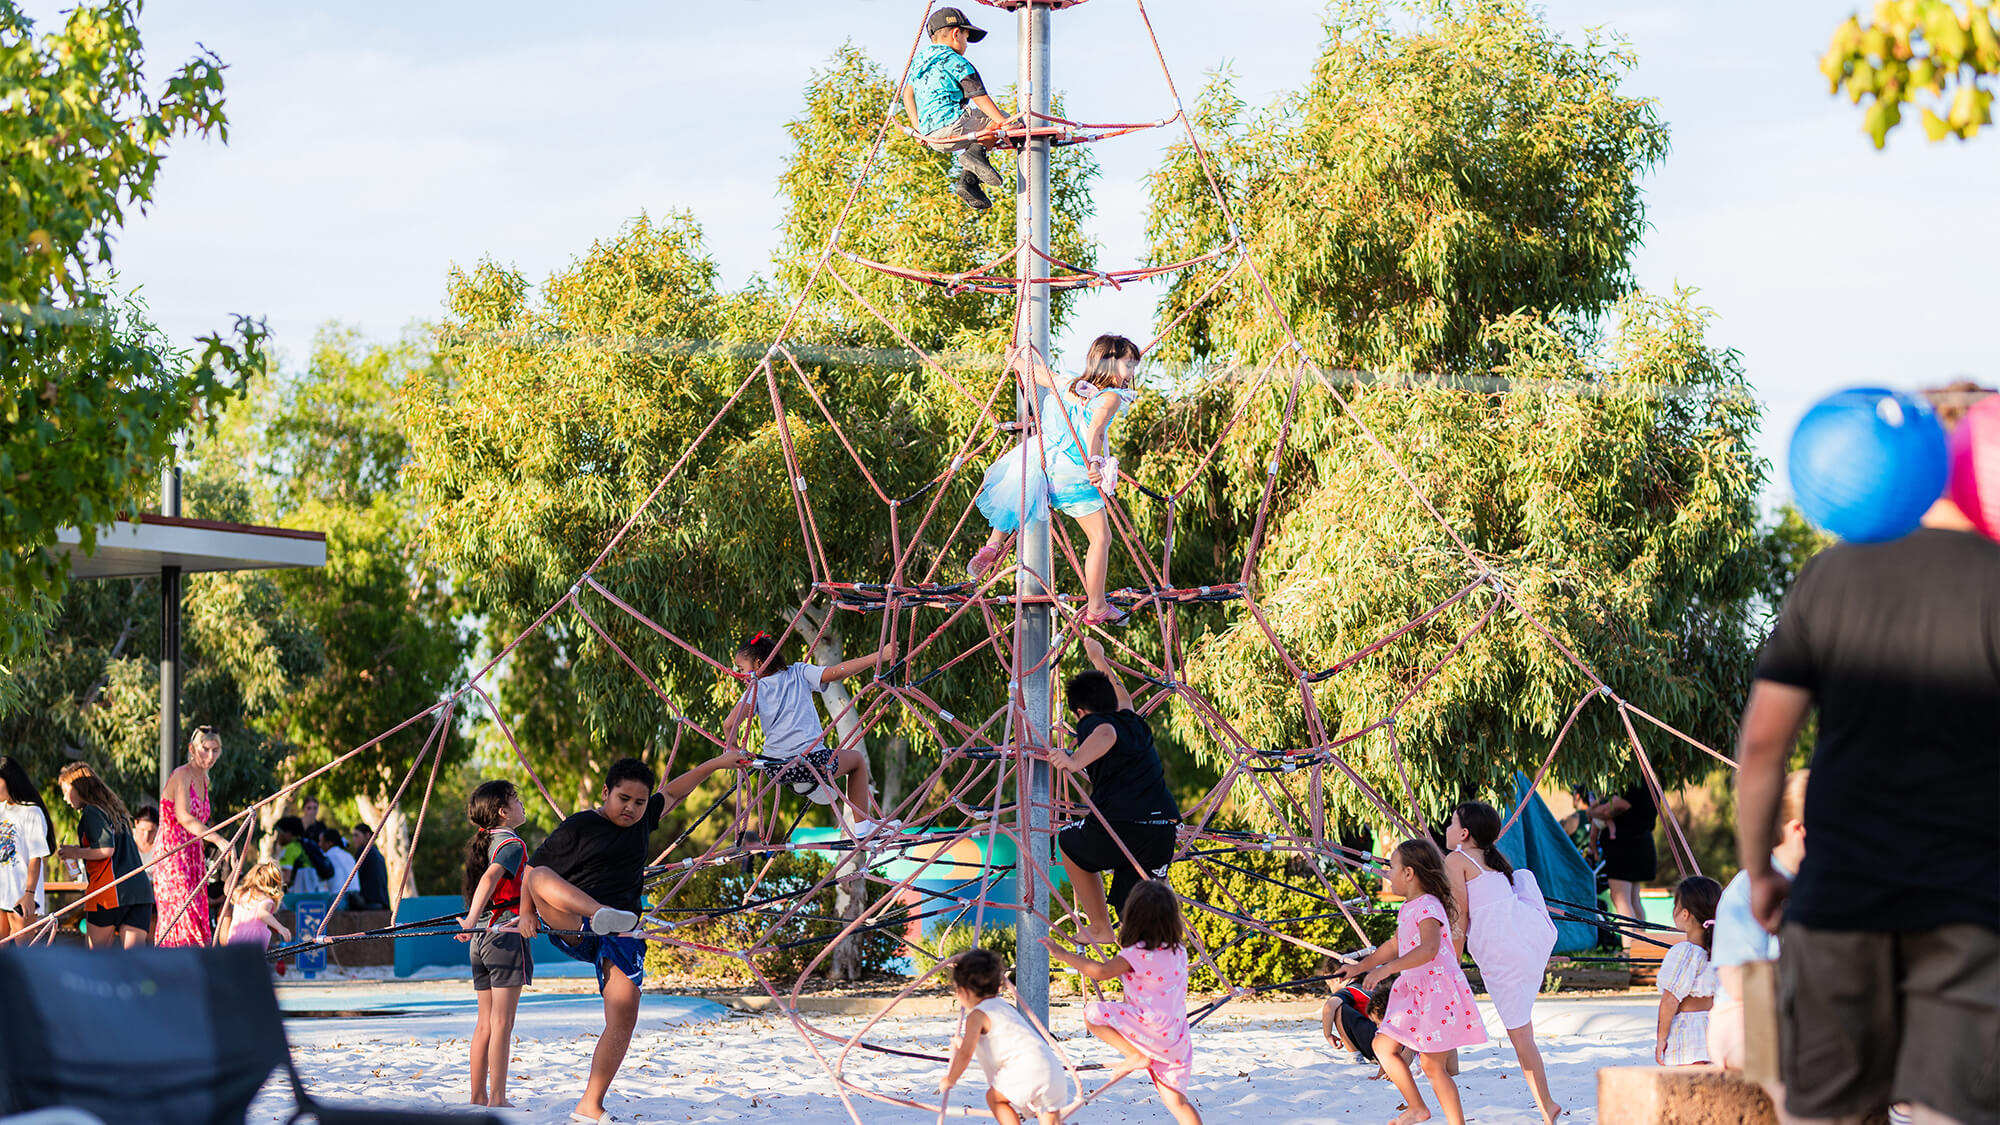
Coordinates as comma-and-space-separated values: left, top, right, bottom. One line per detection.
1147, 0, 1667, 373
640, 852, 901, 983
1, 2, 267, 653
1824, 1, 2000, 146
909, 921, 1016, 977
1170, 849, 1392, 993
1132, 2, 1769, 826
1123, 292, 1769, 824
203, 328, 470, 820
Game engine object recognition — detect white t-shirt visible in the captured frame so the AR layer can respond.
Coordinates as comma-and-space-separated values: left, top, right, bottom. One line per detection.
324, 845, 357, 900
741, 662, 829, 761
0, 802, 52, 913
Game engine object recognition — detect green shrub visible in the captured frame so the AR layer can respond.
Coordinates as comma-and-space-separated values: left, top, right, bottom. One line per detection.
641, 851, 901, 983
909, 922, 1017, 978
1170, 847, 1396, 993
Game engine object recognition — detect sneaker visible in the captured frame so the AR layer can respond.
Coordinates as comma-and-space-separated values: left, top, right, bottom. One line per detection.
967, 542, 1005, 580
951, 171, 991, 212
958, 145, 1006, 188
590, 907, 640, 935
847, 817, 903, 839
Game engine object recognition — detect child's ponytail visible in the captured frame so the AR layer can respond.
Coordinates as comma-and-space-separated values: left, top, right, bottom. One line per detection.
1452, 800, 1514, 880
462, 780, 518, 901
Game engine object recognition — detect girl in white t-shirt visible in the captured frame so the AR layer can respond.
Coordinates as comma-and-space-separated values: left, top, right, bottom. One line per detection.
0, 757, 56, 941
725, 631, 900, 837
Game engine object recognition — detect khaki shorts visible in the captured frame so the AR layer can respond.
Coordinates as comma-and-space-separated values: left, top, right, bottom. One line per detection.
1779, 922, 1999, 1124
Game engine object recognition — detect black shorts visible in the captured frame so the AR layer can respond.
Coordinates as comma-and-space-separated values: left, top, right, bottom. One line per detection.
470, 930, 534, 991
85, 902, 155, 932
766, 746, 838, 791
1057, 818, 1177, 911
1779, 922, 1999, 1124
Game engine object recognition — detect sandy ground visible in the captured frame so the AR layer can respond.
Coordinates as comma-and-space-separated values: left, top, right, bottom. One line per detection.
250, 980, 1655, 1125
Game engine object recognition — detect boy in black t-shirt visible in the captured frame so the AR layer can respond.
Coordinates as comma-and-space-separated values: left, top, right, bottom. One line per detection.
519, 752, 749, 1125
1051, 637, 1182, 945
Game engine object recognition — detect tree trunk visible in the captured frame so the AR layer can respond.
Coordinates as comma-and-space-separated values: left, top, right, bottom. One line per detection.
798, 603, 872, 982
881, 734, 909, 817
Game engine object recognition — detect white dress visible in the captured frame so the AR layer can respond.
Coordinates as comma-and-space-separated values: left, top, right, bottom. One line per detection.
972, 997, 1067, 1113
1458, 849, 1559, 1030
1658, 940, 1719, 1065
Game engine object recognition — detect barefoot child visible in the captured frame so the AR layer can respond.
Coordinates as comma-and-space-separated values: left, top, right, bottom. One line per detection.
1051, 637, 1180, 945
1655, 875, 1721, 1066
520, 752, 750, 1124
901, 7, 1012, 211
725, 632, 900, 837
1445, 800, 1561, 1123
970, 338, 1143, 626
940, 948, 1068, 1125
1342, 839, 1485, 1125
220, 863, 291, 951
459, 780, 531, 1108
1043, 880, 1203, 1125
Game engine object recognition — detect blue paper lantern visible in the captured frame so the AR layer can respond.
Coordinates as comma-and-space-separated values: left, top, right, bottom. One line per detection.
1789, 388, 1949, 543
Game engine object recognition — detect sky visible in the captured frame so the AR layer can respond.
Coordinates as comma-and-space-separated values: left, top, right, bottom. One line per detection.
22, 0, 2000, 492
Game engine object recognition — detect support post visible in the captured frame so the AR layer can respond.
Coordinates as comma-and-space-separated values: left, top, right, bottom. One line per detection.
158, 465, 183, 798
1013, 0, 1055, 1026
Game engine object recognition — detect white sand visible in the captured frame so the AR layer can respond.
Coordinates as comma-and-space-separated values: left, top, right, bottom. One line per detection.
251, 985, 1655, 1124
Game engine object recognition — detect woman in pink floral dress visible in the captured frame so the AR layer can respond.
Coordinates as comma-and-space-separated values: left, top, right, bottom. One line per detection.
1341, 838, 1487, 1125
154, 727, 233, 947
1044, 879, 1202, 1125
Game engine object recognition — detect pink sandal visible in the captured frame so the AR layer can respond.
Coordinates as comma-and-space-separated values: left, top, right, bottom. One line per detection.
967, 543, 1007, 580
1081, 605, 1129, 627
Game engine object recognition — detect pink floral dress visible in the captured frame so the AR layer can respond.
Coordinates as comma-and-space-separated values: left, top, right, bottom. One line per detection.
1083, 943, 1193, 1091
153, 786, 213, 948
1377, 893, 1487, 1054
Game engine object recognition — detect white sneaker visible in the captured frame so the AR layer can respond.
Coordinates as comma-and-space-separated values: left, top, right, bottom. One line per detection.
590, 907, 639, 935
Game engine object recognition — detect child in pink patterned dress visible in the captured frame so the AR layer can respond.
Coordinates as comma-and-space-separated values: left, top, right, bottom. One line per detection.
1341, 838, 1487, 1125
1043, 879, 1202, 1125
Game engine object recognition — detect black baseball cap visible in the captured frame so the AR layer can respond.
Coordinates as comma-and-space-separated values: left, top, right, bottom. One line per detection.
928, 7, 987, 42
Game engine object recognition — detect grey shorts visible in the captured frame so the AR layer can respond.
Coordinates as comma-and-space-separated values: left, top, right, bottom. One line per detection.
470, 929, 533, 991
1779, 922, 1999, 1124
923, 105, 994, 153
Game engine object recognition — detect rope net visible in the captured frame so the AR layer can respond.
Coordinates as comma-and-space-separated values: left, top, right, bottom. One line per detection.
9, 2, 1734, 1121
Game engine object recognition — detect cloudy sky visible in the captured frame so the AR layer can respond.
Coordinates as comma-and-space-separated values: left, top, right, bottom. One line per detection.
24, 0, 1998, 489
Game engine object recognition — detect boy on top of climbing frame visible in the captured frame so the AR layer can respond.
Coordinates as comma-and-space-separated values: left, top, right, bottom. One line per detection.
902, 6, 1015, 212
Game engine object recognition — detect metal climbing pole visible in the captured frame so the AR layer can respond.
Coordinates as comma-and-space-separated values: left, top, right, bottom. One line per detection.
1013, 1, 1055, 1026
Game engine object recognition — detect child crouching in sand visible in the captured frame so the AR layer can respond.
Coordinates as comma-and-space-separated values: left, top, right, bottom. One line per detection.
1043, 879, 1202, 1125
941, 948, 1069, 1124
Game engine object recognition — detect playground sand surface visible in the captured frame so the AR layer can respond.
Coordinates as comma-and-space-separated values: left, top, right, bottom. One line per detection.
252, 978, 1657, 1124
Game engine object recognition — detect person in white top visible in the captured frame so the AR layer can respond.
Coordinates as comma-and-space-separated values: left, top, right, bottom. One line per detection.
724, 631, 900, 837
317, 826, 358, 908
1445, 800, 1561, 1124
0, 756, 56, 940
940, 948, 1068, 1125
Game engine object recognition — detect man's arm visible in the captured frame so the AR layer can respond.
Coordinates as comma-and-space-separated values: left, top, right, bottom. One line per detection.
1734, 680, 1813, 934
1082, 637, 1133, 711
819, 641, 900, 685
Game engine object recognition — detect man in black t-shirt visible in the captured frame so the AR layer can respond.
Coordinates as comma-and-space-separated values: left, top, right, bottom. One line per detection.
1736, 385, 1999, 1125
1052, 637, 1182, 945
518, 752, 749, 1125
348, 824, 391, 910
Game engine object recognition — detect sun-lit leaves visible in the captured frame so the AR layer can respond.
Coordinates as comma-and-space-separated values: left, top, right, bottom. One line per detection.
1, 1, 266, 653
1823, 1, 1999, 146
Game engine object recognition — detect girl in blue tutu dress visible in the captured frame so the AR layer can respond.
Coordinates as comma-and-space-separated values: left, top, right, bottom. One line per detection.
969, 334, 1142, 626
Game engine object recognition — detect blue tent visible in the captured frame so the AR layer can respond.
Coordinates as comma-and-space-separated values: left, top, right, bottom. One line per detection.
1492, 771, 1598, 954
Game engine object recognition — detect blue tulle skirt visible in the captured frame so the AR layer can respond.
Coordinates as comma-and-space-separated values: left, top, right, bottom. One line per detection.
974, 443, 1104, 532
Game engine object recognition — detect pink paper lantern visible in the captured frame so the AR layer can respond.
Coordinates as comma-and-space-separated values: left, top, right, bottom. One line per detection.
1947, 395, 2000, 540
